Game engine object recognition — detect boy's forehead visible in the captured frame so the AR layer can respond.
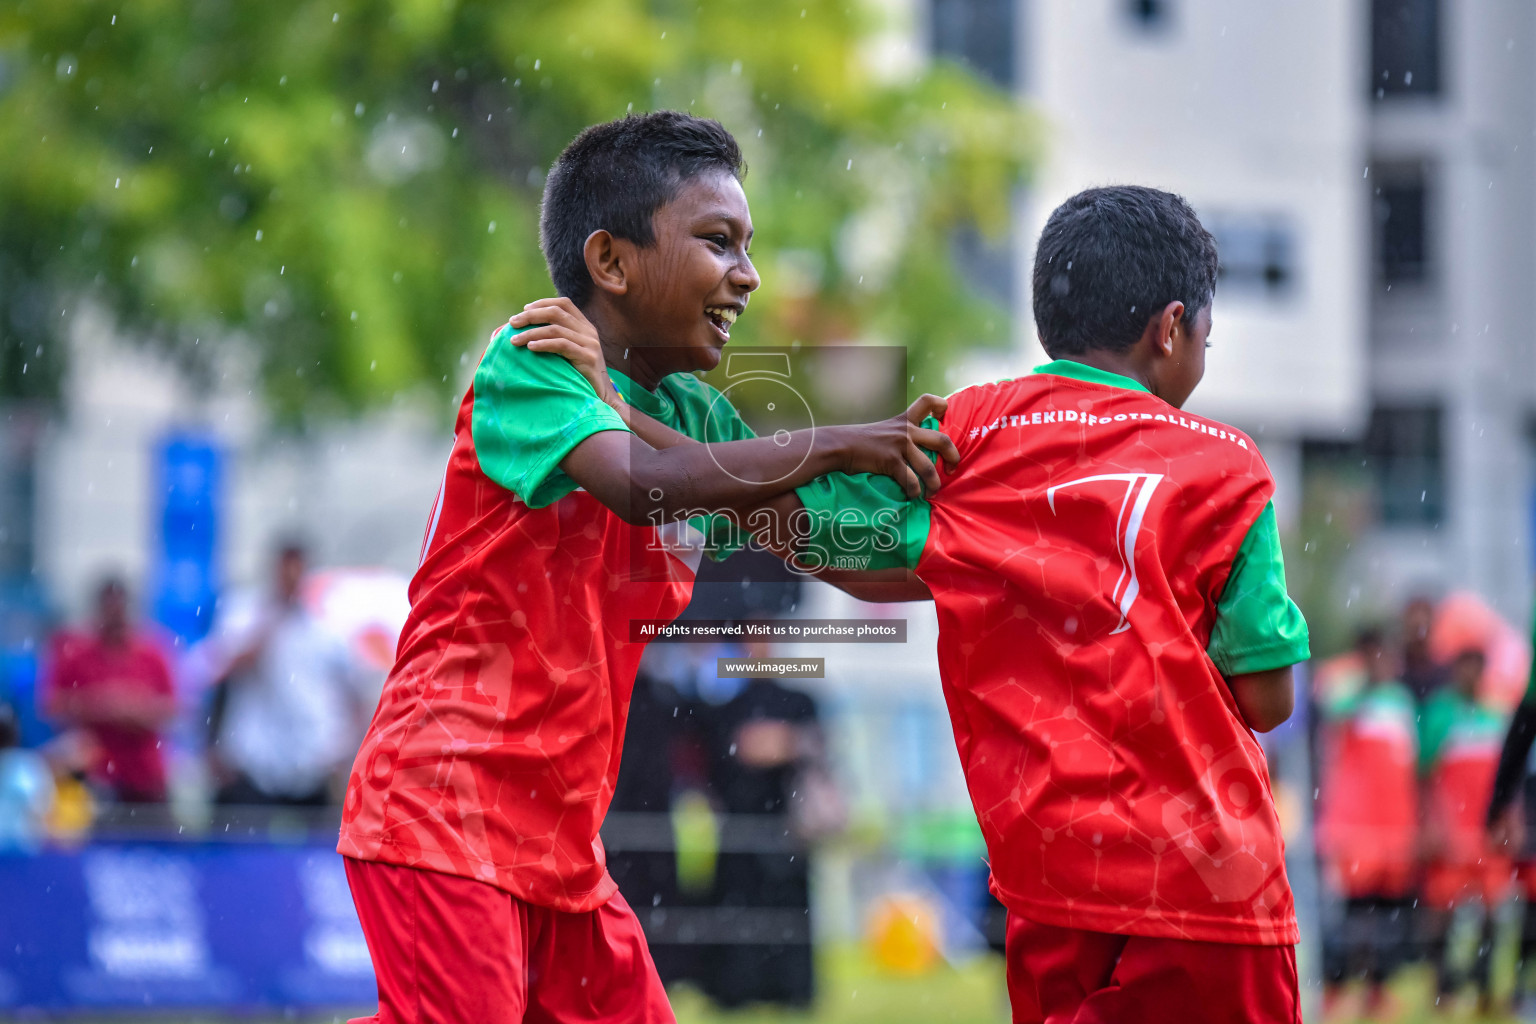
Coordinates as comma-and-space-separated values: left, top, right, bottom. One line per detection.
659, 172, 752, 229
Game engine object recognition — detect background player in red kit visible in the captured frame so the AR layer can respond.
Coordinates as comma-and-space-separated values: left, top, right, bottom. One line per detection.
789, 186, 1312, 1021
1313, 627, 1418, 1017
337, 112, 957, 1024
1419, 647, 1510, 1009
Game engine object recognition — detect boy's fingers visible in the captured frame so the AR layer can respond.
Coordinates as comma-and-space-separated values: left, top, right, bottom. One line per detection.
513, 303, 567, 327
524, 339, 581, 359
906, 393, 948, 423
906, 442, 943, 494
911, 426, 960, 466
510, 326, 566, 346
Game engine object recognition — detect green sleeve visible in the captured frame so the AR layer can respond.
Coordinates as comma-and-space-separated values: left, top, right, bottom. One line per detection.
470, 324, 631, 508
1206, 502, 1312, 676
790, 414, 938, 572
1418, 691, 1458, 774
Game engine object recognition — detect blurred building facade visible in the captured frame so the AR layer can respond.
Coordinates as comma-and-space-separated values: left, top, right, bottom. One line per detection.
930, 0, 1536, 629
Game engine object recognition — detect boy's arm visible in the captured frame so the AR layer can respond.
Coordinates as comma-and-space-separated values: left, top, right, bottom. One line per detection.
1207, 502, 1311, 734
1226, 666, 1297, 734
592, 408, 935, 599
558, 398, 951, 525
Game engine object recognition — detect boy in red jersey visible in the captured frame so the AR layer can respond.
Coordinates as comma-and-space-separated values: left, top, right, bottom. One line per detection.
770, 186, 1310, 1021
1314, 628, 1418, 1018
337, 112, 956, 1024
545, 186, 1312, 1020
1420, 648, 1510, 1009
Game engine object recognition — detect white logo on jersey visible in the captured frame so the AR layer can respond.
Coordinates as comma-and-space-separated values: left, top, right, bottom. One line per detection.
1046, 472, 1165, 634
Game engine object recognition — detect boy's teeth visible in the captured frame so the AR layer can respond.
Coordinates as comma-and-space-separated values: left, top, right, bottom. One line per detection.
706, 306, 738, 325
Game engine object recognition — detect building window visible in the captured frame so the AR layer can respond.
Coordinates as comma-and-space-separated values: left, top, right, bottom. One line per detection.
1366, 406, 1444, 524
1303, 406, 1444, 526
1205, 214, 1295, 298
1125, 0, 1171, 31
930, 0, 1016, 88
1373, 162, 1430, 286
1307, 407, 1444, 525
1371, 0, 1440, 97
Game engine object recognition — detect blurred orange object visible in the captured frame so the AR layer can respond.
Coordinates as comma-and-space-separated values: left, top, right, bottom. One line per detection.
1428, 591, 1531, 710
868, 892, 942, 975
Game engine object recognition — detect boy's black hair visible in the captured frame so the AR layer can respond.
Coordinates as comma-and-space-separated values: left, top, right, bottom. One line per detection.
540, 111, 745, 307
1032, 186, 1218, 357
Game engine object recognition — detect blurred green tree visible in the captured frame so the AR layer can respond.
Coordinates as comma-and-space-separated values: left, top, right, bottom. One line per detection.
0, 0, 1034, 419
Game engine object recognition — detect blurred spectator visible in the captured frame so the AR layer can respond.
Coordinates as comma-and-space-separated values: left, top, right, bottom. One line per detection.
1402, 596, 1450, 701
1419, 648, 1511, 1011
41, 577, 177, 803
1315, 627, 1418, 1018
0, 702, 52, 852
206, 541, 361, 806
696, 671, 838, 1009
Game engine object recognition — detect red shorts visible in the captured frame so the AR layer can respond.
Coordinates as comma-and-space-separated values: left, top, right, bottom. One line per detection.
344, 857, 674, 1024
1004, 913, 1300, 1024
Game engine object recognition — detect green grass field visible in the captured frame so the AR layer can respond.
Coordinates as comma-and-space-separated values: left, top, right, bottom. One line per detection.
671, 946, 1008, 1024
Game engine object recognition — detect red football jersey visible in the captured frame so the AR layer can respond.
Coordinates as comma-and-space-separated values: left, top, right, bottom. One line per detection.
339, 327, 750, 913
919, 371, 1297, 945
1314, 681, 1418, 898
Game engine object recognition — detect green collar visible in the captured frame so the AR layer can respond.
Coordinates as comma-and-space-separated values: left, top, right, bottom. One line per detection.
609, 367, 676, 419
1033, 359, 1150, 394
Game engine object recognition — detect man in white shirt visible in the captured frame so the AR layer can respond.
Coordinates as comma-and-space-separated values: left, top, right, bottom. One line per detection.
207, 542, 365, 806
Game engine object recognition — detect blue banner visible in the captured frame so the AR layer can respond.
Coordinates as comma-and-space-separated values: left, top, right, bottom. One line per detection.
0, 842, 375, 1013
152, 433, 222, 643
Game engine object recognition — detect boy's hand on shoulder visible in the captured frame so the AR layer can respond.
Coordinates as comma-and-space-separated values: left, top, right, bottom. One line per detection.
829, 393, 959, 499
507, 298, 623, 411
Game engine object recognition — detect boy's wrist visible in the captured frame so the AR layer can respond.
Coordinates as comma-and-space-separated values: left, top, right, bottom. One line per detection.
598, 382, 625, 412
820, 424, 859, 476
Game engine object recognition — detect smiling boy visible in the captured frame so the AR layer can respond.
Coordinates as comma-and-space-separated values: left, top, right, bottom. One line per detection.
337, 112, 954, 1024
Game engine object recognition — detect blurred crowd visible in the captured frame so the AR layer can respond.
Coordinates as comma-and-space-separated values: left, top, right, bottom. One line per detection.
0, 541, 384, 849
1315, 597, 1536, 1020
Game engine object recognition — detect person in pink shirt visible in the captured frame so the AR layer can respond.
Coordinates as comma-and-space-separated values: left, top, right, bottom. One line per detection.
44, 577, 177, 803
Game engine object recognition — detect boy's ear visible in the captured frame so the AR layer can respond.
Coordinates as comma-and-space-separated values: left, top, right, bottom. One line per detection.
1155, 300, 1185, 356
583, 230, 630, 297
